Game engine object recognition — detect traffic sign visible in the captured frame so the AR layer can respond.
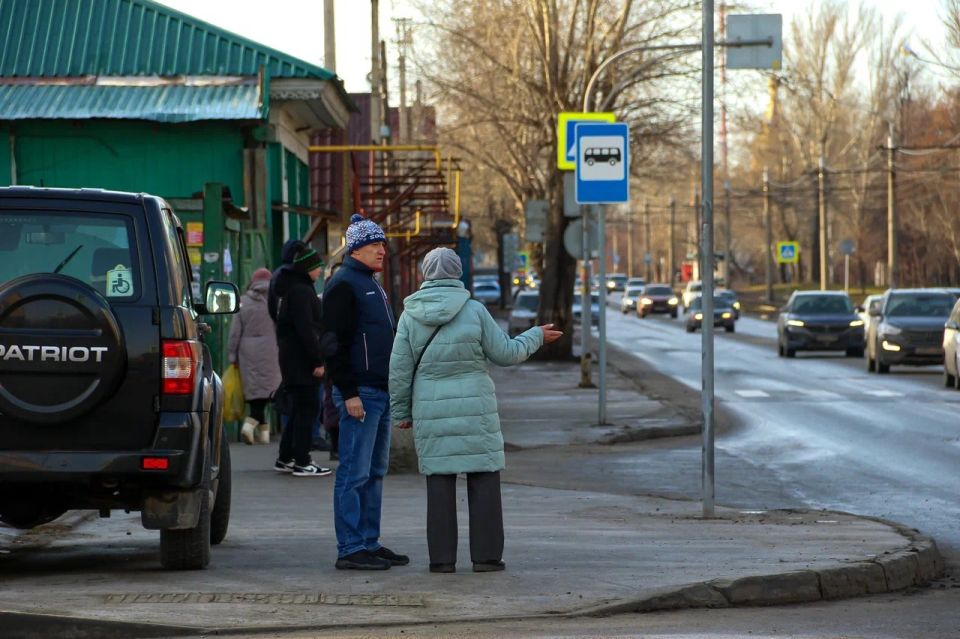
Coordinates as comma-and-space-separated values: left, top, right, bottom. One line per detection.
575, 122, 630, 204
839, 238, 856, 256
563, 218, 599, 259
557, 111, 616, 171
524, 200, 548, 242
776, 241, 799, 264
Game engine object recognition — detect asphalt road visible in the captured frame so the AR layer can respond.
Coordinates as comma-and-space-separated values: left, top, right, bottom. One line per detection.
604, 294, 960, 569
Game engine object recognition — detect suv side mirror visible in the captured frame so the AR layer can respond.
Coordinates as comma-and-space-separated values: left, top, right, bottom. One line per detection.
200, 281, 239, 315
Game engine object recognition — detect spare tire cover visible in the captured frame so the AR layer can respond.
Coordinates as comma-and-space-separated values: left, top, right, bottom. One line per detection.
0, 274, 126, 424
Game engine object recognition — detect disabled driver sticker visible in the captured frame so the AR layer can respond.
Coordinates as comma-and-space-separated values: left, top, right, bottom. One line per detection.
106, 264, 133, 297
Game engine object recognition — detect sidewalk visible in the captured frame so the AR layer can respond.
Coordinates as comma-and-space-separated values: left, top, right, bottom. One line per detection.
0, 358, 944, 638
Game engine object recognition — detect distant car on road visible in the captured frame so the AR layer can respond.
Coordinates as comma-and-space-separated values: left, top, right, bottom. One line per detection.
626, 277, 646, 289
508, 291, 539, 336
716, 289, 741, 319
605, 273, 627, 292
637, 284, 679, 318
681, 280, 702, 309
473, 281, 501, 305
685, 295, 735, 333
573, 292, 600, 326
856, 294, 883, 344
776, 291, 864, 358
620, 286, 644, 314
866, 288, 955, 373
942, 298, 960, 388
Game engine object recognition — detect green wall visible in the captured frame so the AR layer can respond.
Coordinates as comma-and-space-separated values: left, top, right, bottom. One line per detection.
2, 120, 245, 203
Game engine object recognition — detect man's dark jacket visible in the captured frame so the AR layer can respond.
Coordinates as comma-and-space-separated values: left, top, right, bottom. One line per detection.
268, 239, 306, 322
322, 256, 395, 400
272, 266, 326, 387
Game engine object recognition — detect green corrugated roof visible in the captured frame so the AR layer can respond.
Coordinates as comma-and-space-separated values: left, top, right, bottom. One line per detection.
0, 0, 334, 80
0, 81, 264, 122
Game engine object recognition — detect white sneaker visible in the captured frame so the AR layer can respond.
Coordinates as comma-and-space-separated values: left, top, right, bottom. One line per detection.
255, 423, 270, 444
292, 462, 333, 477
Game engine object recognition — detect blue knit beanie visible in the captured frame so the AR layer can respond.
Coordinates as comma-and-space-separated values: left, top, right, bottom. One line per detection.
346, 214, 386, 253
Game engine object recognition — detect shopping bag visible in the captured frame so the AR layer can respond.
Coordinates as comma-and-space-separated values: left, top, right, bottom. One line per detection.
223, 364, 245, 422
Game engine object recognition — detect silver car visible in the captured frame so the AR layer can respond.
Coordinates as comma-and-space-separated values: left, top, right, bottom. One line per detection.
508, 291, 539, 336
473, 281, 501, 305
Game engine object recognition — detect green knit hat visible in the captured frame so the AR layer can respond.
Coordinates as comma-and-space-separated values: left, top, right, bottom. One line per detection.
294, 247, 323, 272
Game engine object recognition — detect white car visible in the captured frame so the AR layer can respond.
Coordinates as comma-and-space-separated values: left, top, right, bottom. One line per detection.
621, 286, 645, 314
682, 280, 702, 309
857, 294, 883, 344
508, 291, 539, 336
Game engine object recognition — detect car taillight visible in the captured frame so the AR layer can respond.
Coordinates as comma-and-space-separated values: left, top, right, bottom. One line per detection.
162, 340, 200, 395
141, 457, 170, 470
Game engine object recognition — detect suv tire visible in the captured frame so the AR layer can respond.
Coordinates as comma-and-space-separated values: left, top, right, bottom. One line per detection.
210, 435, 231, 546
160, 454, 212, 570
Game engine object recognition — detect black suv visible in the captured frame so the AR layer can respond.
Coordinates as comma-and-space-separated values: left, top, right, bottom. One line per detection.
0, 187, 238, 570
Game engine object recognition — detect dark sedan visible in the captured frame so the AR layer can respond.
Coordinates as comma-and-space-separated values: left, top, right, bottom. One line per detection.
777, 291, 864, 358
637, 284, 679, 318
867, 289, 955, 373
685, 295, 735, 333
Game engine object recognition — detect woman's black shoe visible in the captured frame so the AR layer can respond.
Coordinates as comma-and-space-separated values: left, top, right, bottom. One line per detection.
472, 560, 505, 572
429, 563, 456, 573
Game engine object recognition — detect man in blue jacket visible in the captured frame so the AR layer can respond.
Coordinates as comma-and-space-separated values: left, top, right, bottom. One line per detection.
323, 214, 408, 571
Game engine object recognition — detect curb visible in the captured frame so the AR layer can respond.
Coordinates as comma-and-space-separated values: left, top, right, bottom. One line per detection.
569, 508, 945, 617
1, 508, 942, 639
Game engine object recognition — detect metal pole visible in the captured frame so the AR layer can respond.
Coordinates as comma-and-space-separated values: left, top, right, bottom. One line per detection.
818, 154, 828, 290
644, 200, 652, 282
370, 0, 381, 143
723, 181, 731, 287
324, 0, 337, 72
844, 254, 850, 293
763, 168, 773, 302
627, 208, 634, 279
579, 206, 593, 388
887, 125, 897, 288
669, 197, 676, 288
598, 204, 608, 425
701, 0, 716, 518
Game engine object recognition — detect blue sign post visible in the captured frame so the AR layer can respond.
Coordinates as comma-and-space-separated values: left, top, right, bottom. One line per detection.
574, 122, 630, 204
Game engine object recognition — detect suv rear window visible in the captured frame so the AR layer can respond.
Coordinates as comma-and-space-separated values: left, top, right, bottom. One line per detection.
0, 212, 139, 300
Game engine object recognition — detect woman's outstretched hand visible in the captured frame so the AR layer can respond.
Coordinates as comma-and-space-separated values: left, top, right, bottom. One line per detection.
539, 324, 563, 344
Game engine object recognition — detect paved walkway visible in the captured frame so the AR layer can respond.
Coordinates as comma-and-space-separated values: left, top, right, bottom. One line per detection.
0, 358, 943, 637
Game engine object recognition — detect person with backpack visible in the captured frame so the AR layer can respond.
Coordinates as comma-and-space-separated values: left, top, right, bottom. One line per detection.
389, 247, 561, 573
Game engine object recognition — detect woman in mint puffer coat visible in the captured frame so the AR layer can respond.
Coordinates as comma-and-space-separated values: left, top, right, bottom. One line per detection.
390, 248, 561, 574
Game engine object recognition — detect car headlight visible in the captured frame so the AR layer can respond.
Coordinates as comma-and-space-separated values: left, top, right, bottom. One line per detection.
694, 312, 703, 320
787, 319, 805, 327
668, 297, 679, 305
607, 281, 616, 289
722, 312, 732, 319
733, 301, 741, 310
513, 278, 520, 285
880, 323, 902, 336
849, 319, 864, 327
881, 340, 902, 352
641, 298, 653, 305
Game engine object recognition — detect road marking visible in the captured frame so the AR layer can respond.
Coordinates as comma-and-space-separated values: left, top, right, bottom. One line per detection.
800, 389, 843, 399
862, 389, 904, 397
735, 390, 770, 398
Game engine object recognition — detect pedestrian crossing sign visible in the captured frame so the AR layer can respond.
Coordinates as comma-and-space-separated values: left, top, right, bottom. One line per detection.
557, 111, 616, 170
776, 241, 799, 264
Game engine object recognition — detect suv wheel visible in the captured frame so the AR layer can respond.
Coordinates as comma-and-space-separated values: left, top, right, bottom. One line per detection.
160, 454, 211, 570
877, 358, 890, 374
945, 369, 956, 388
210, 436, 232, 546
867, 349, 876, 372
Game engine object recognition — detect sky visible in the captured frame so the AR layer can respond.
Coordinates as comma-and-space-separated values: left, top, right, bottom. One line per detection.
156, 0, 952, 93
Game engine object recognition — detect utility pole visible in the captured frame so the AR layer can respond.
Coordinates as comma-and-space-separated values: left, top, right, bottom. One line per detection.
370, 0, 381, 143
323, 0, 336, 72
626, 208, 634, 279
887, 124, 898, 288
692, 189, 701, 280
668, 197, 676, 288
723, 181, 731, 287
644, 200, 652, 282
395, 18, 413, 143
818, 154, 828, 290
763, 168, 773, 302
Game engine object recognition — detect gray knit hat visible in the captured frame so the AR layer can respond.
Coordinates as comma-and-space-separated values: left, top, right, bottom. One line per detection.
421, 247, 462, 281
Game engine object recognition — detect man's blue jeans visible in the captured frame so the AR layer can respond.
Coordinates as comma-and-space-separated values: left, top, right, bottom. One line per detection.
331, 386, 391, 557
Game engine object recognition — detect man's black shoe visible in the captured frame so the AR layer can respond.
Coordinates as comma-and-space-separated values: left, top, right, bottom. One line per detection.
373, 546, 410, 566
335, 550, 390, 570
430, 563, 456, 573
472, 560, 506, 572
